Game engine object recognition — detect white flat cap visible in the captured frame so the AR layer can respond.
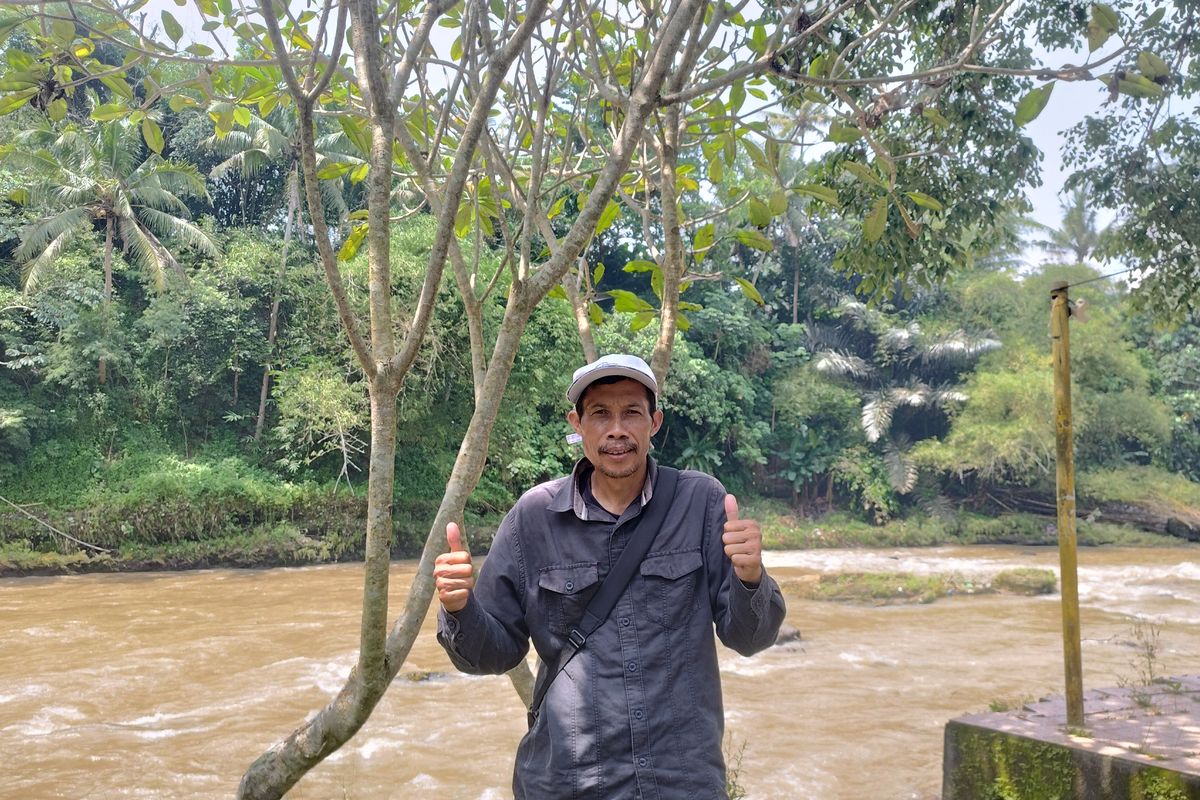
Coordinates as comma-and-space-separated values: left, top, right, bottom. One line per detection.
566, 353, 658, 404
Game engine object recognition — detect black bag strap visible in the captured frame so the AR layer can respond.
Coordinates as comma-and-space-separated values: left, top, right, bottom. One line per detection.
527, 466, 679, 727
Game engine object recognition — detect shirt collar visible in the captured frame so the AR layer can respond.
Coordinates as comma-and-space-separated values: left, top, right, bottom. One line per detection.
547, 457, 657, 520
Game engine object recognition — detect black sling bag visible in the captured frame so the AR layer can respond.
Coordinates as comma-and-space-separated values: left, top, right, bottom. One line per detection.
526, 466, 680, 728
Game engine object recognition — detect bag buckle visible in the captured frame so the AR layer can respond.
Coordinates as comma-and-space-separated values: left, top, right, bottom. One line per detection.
567, 628, 587, 650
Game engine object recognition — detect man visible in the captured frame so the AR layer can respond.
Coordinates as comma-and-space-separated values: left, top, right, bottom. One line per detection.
435, 353, 786, 799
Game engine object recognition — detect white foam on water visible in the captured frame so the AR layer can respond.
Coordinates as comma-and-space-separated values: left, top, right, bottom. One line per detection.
408, 773, 438, 789
4, 704, 86, 736
476, 789, 508, 800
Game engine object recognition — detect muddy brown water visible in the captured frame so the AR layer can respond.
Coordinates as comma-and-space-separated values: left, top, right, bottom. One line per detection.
3, 545, 1199, 799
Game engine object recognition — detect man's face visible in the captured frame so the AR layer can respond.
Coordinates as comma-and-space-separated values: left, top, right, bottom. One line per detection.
568, 379, 663, 480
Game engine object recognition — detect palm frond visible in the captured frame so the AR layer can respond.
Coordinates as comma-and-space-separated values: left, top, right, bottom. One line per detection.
888, 383, 932, 409
814, 350, 873, 380
15, 206, 92, 265
878, 322, 921, 357
136, 207, 219, 258
119, 215, 178, 288
128, 184, 190, 215
861, 391, 897, 443
920, 329, 1002, 366
835, 297, 882, 331
882, 435, 919, 494
18, 210, 91, 291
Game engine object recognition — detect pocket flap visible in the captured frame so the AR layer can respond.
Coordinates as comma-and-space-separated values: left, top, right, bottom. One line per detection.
639, 550, 703, 581
538, 563, 599, 595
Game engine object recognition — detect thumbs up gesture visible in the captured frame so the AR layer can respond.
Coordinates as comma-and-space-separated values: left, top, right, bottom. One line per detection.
434, 522, 475, 613
721, 494, 763, 586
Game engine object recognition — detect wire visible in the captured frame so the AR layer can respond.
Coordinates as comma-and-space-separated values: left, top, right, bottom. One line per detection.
1066, 265, 1140, 289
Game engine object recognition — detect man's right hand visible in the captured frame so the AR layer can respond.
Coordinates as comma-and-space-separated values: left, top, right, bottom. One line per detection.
434, 522, 474, 613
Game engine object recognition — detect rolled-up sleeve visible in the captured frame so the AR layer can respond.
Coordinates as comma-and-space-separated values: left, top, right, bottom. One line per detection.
705, 485, 787, 656
436, 515, 530, 674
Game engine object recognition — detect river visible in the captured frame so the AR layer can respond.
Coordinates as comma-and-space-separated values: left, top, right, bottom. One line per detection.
3, 545, 1199, 799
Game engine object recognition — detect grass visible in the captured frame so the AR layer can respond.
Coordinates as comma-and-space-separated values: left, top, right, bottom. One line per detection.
745, 497, 1187, 550
778, 567, 1058, 605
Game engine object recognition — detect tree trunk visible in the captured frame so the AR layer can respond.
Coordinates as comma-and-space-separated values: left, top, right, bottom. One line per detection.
99, 216, 113, 385
562, 264, 599, 363
649, 110, 684, 390
254, 166, 300, 440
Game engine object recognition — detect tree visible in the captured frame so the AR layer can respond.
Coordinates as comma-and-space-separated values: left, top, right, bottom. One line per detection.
812, 297, 1000, 494
4, 116, 216, 382
1033, 188, 1108, 264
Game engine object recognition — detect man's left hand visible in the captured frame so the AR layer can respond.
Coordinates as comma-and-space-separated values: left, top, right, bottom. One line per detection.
722, 494, 763, 586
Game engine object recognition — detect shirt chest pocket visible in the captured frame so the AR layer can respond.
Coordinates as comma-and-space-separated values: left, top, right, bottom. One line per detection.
537, 562, 600, 637
639, 549, 703, 629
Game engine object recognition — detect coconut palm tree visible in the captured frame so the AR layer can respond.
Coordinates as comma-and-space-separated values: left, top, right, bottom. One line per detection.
1033, 188, 1108, 264
6, 116, 216, 382
812, 297, 1000, 493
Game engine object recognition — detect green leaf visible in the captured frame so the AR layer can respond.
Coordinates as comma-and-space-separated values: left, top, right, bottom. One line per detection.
769, 189, 788, 215
629, 310, 656, 332
1087, 4, 1120, 51
735, 277, 764, 306
1093, 3, 1120, 33
676, 313, 690, 332
1014, 84, 1054, 126
922, 107, 950, 129
1142, 7, 1166, 30
72, 39, 95, 58
142, 117, 164, 154
0, 17, 27, 41
623, 259, 657, 273
740, 138, 769, 171
90, 102, 129, 122
51, 20, 75, 46
748, 196, 771, 227
897, 202, 922, 239
337, 224, 368, 261
1118, 74, 1164, 98
592, 263, 605, 285
1137, 51, 1170, 79
596, 200, 620, 234
47, 98, 68, 122
169, 94, 196, 112
588, 302, 605, 326
864, 196, 888, 243
734, 228, 773, 252
100, 75, 134, 101
693, 223, 715, 258
547, 195, 567, 220
792, 183, 839, 206
609, 289, 654, 313
186, 43, 215, 56
905, 191, 944, 211
0, 89, 37, 116
547, 285, 567, 300
828, 122, 862, 144
233, 106, 252, 127
842, 161, 887, 189
161, 10, 184, 42
339, 116, 371, 156
729, 81, 745, 113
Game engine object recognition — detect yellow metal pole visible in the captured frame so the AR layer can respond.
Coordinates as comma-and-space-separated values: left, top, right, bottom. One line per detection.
1050, 280, 1085, 729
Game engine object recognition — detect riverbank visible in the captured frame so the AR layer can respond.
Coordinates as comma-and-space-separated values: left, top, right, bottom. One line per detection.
3, 498, 1195, 579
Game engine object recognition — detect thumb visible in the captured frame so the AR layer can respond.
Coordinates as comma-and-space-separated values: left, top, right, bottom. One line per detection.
446, 522, 465, 553
724, 493, 739, 523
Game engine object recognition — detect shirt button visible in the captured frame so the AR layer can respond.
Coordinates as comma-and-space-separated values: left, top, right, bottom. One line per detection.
637, 757, 648, 768
633, 708, 644, 720
565, 581, 573, 590
627, 661, 638, 672
620, 617, 630, 626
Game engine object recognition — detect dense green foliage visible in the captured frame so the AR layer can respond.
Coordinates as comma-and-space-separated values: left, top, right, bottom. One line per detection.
1, 4, 1199, 569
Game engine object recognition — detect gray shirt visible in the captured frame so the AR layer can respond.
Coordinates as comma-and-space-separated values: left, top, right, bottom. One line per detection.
437, 458, 787, 799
